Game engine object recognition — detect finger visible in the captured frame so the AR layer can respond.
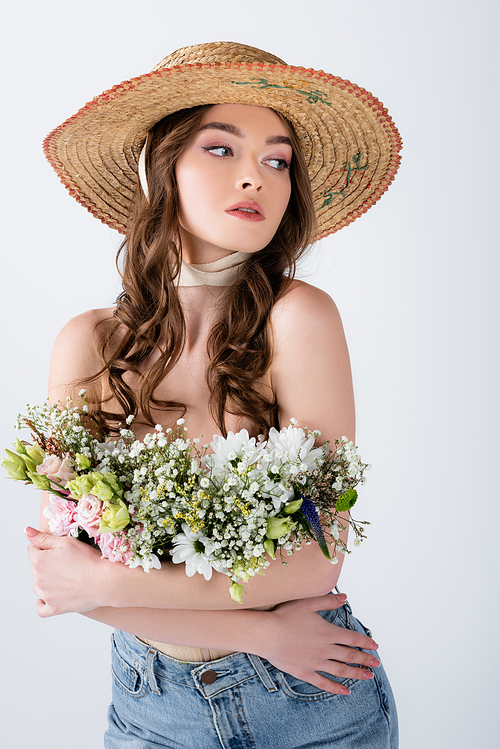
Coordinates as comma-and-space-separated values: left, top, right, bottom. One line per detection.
25, 526, 40, 538
319, 660, 375, 683
308, 593, 348, 611
295, 670, 351, 696
325, 626, 378, 651
36, 598, 55, 618
33, 582, 45, 599
24, 528, 58, 550
328, 644, 381, 668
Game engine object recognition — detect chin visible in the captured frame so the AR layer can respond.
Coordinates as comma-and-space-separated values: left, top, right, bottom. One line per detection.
222, 234, 274, 255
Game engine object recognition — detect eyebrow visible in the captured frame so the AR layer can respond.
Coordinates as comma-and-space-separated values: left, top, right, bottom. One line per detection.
198, 122, 292, 146
266, 135, 292, 146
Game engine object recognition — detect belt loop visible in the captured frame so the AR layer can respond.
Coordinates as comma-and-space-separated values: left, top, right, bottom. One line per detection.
146, 648, 161, 695
247, 653, 278, 692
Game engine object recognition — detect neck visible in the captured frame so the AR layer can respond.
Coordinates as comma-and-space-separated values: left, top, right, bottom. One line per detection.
178, 252, 250, 287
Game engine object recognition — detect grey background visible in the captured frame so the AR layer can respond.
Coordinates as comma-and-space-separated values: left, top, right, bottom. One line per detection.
1, 0, 498, 746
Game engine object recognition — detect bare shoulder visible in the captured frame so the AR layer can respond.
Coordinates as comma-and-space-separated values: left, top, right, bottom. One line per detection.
270, 279, 344, 341
269, 280, 354, 442
49, 307, 115, 401
56, 306, 114, 337
52, 307, 115, 356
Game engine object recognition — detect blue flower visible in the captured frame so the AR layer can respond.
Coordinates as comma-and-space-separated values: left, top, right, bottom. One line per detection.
300, 497, 330, 559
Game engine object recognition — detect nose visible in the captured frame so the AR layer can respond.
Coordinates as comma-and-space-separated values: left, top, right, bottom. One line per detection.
235, 159, 263, 191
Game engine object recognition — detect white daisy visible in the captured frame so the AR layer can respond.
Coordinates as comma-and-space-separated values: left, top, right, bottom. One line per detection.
170, 524, 224, 581
267, 425, 324, 471
204, 429, 266, 475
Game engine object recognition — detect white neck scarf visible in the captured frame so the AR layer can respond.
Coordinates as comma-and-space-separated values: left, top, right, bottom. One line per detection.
178, 252, 250, 287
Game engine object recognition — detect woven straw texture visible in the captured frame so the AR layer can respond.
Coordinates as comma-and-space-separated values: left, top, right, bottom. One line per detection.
43, 42, 402, 239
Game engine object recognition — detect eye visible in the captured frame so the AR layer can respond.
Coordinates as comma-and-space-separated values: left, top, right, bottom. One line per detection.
265, 157, 290, 171
203, 145, 233, 157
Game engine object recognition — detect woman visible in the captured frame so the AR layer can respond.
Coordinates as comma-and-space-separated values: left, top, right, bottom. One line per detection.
27, 42, 401, 747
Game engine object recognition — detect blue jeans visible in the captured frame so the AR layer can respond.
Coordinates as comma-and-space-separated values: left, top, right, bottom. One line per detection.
105, 601, 398, 748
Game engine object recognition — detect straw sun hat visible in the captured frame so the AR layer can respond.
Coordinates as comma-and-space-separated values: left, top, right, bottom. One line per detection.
43, 41, 402, 240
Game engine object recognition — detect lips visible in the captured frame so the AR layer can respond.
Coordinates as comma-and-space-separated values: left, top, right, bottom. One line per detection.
226, 201, 265, 221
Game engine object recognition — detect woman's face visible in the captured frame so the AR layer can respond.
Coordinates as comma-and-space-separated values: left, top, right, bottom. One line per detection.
175, 104, 293, 263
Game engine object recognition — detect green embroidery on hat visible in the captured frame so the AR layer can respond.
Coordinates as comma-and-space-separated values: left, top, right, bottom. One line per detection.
320, 153, 368, 207
231, 78, 332, 107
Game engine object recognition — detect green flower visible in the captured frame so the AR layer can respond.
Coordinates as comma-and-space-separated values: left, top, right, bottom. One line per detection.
27, 471, 51, 491
336, 489, 358, 512
266, 516, 295, 540
2, 450, 28, 481
283, 498, 303, 515
25, 444, 46, 466
66, 474, 95, 499
92, 479, 115, 502
92, 472, 124, 501
264, 538, 276, 559
21, 455, 39, 474
229, 582, 245, 603
231, 560, 252, 583
99, 498, 130, 533
13, 439, 28, 456
66, 471, 123, 502
3, 442, 46, 483
75, 453, 91, 470
3, 449, 26, 469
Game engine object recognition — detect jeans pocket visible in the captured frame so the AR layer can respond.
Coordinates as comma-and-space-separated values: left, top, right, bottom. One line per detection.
275, 669, 357, 701
111, 633, 147, 698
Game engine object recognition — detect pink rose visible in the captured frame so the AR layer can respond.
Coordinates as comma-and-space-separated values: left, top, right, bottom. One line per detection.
37, 454, 76, 485
43, 497, 79, 536
97, 532, 134, 564
77, 493, 104, 539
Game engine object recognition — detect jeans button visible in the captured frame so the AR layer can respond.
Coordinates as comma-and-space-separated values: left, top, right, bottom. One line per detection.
201, 670, 217, 684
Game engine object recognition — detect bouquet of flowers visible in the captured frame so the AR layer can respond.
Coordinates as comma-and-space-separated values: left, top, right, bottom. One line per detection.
3, 396, 369, 602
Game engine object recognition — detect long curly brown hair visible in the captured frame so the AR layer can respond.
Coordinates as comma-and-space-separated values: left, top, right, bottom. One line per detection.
83, 105, 316, 437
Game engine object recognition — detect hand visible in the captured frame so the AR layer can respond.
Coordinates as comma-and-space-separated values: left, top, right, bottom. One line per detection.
26, 527, 105, 617
262, 594, 380, 695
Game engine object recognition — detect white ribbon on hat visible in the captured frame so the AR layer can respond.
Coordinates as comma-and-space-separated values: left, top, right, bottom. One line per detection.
138, 135, 150, 201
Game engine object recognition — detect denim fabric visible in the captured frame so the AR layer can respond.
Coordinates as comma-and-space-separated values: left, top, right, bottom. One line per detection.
105, 601, 398, 748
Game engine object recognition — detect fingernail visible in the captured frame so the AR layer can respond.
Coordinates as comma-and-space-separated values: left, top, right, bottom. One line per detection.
340, 687, 350, 695
370, 658, 381, 668
362, 671, 374, 680
371, 641, 379, 649
24, 527, 38, 537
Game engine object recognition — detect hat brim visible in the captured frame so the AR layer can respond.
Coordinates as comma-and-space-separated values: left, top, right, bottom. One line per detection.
43, 62, 402, 239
